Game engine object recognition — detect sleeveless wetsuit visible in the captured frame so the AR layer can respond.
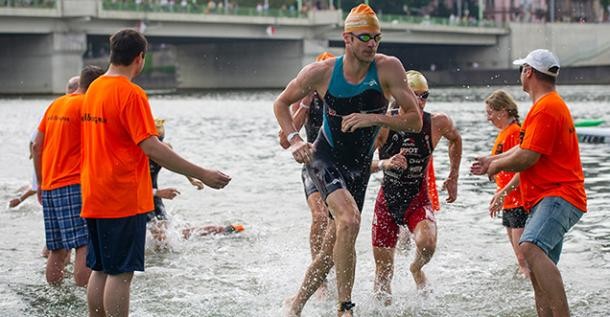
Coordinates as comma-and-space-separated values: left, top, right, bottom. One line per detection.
372, 111, 436, 248
147, 136, 168, 222
306, 55, 388, 212
301, 91, 324, 198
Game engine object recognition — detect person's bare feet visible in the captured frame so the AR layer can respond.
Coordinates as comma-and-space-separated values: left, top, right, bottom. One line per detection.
374, 290, 392, 306
282, 295, 301, 317
314, 281, 330, 301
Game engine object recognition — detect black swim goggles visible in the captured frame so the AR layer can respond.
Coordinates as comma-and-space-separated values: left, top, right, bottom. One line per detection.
416, 91, 430, 100
350, 32, 382, 43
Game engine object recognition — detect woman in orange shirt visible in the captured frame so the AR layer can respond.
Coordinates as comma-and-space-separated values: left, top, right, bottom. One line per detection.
484, 90, 529, 278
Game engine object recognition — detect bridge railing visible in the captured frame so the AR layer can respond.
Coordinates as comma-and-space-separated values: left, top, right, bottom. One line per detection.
0, 0, 56, 8
376, 13, 504, 28
101, 0, 307, 18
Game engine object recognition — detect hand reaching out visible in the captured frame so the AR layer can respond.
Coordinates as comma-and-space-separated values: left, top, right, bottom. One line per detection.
156, 188, 180, 200
199, 169, 231, 189
189, 178, 205, 190
488, 191, 505, 218
471, 156, 492, 176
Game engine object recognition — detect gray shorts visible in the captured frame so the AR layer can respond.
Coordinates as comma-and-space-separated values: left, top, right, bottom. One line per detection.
519, 196, 584, 264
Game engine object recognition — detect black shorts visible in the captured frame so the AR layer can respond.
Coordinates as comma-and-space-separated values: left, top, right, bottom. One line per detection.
301, 167, 319, 198
305, 142, 370, 213
86, 213, 148, 275
502, 207, 528, 228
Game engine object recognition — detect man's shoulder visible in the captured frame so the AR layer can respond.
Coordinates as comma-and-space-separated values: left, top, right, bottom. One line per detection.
305, 58, 335, 77
45, 94, 72, 112
430, 112, 452, 127
374, 54, 401, 67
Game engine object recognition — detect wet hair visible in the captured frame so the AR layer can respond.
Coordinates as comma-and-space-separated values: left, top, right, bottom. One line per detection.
79, 65, 105, 92
532, 66, 558, 84
109, 29, 148, 66
484, 89, 520, 125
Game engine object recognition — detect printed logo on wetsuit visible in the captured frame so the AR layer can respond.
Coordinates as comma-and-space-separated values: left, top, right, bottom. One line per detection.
402, 147, 419, 155
365, 79, 378, 87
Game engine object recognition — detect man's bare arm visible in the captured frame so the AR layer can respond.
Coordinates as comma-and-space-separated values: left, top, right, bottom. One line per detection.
438, 114, 462, 181
140, 137, 230, 189
435, 114, 461, 202
488, 147, 540, 178
274, 63, 325, 140
273, 62, 328, 163
32, 132, 44, 188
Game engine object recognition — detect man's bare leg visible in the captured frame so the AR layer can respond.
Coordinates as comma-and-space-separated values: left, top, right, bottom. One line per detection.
520, 242, 569, 317
287, 221, 337, 316
306, 192, 330, 297
46, 248, 69, 285
73, 245, 92, 287
410, 220, 436, 290
326, 189, 360, 317
103, 272, 134, 317
373, 247, 394, 306
307, 192, 329, 261
87, 270, 107, 317
530, 270, 553, 317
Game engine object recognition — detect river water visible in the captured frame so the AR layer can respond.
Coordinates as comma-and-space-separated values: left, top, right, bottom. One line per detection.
1, 86, 609, 317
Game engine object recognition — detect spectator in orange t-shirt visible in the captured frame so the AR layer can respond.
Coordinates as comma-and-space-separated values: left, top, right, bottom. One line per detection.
80, 29, 231, 317
472, 49, 586, 316
32, 65, 105, 287
484, 89, 529, 279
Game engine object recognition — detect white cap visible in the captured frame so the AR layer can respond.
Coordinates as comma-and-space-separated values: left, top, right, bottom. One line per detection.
513, 49, 560, 78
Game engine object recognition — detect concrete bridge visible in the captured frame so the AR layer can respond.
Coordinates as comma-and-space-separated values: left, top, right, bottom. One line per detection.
0, 0, 609, 93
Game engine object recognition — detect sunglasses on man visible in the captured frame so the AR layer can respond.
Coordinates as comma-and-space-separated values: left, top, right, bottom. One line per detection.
416, 91, 429, 100
519, 65, 530, 73
350, 32, 382, 43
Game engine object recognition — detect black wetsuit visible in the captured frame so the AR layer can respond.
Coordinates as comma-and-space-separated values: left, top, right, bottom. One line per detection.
306, 55, 388, 212
147, 136, 167, 222
378, 111, 433, 224
301, 91, 324, 197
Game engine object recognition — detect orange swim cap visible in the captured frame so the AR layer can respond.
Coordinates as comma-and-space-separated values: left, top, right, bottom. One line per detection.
315, 52, 335, 62
344, 4, 380, 33
231, 224, 245, 232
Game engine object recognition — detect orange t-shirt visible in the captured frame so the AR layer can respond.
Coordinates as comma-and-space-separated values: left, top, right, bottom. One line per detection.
37, 94, 84, 190
519, 91, 587, 212
80, 76, 158, 219
491, 122, 523, 210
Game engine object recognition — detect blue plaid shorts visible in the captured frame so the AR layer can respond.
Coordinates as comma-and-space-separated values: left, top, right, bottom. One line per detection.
42, 184, 88, 250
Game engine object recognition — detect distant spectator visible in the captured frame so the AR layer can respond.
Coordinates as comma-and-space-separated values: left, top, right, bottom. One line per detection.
206, 0, 216, 13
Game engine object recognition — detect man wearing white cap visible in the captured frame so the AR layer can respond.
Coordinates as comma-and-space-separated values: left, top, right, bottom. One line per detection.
471, 49, 586, 316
